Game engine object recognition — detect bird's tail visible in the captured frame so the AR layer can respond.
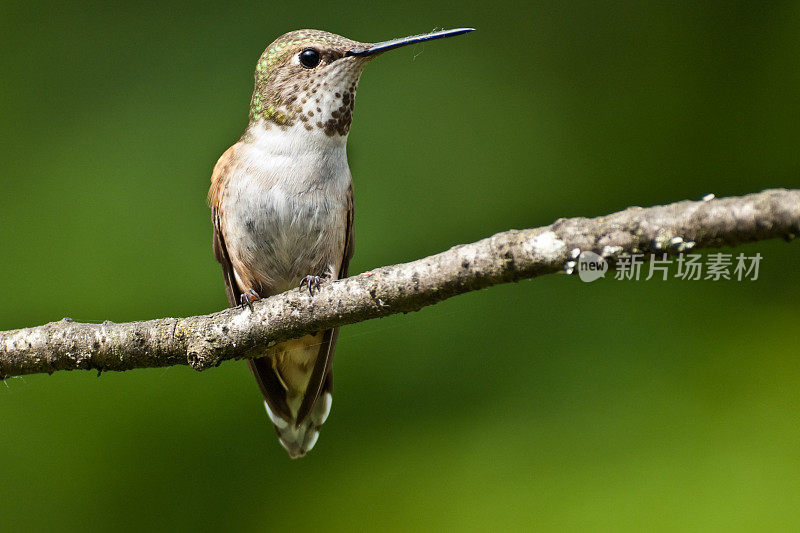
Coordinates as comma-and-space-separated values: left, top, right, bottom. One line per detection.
264, 385, 332, 458
248, 330, 337, 458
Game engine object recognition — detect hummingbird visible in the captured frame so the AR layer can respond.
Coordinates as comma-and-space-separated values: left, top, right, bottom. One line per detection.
208, 27, 474, 458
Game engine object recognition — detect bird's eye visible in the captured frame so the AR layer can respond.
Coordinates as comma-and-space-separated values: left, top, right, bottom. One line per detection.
299, 48, 321, 69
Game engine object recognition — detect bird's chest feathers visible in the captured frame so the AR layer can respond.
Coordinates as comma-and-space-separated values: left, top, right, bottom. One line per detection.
224, 126, 350, 292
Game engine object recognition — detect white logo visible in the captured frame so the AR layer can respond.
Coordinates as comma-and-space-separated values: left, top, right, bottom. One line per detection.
577, 251, 608, 282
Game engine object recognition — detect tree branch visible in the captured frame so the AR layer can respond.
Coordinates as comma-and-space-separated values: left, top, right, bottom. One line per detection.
1, 188, 797, 378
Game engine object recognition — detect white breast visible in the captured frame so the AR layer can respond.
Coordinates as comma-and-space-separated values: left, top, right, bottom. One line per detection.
222, 122, 351, 295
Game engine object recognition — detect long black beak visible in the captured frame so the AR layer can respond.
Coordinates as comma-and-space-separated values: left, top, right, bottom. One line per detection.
346, 28, 475, 57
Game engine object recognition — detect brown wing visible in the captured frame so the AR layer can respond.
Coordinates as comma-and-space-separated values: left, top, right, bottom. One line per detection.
209, 144, 240, 307
340, 181, 356, 278
211, 208, 238, 307
295, 182, 354, 425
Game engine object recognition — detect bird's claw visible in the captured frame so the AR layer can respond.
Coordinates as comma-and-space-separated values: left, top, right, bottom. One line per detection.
239, 288, 260, 310
299, 275, 326, 295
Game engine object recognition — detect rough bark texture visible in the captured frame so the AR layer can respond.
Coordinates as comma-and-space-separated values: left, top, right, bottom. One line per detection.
1, 188, 797, 378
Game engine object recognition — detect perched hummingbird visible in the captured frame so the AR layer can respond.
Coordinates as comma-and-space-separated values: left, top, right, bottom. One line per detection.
208, 27, 474, 458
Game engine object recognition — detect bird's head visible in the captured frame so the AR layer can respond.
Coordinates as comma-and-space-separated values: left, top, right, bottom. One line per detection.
248, 28, 474, 137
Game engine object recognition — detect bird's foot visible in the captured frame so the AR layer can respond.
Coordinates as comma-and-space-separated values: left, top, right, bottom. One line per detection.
240, 288, 261, 310
299, 275, 327, 296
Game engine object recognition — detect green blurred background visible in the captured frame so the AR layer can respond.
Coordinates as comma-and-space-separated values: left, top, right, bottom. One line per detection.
1, 1, 799, 531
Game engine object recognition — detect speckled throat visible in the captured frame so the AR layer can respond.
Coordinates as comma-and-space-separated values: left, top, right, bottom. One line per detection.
247, 30, 371, 137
